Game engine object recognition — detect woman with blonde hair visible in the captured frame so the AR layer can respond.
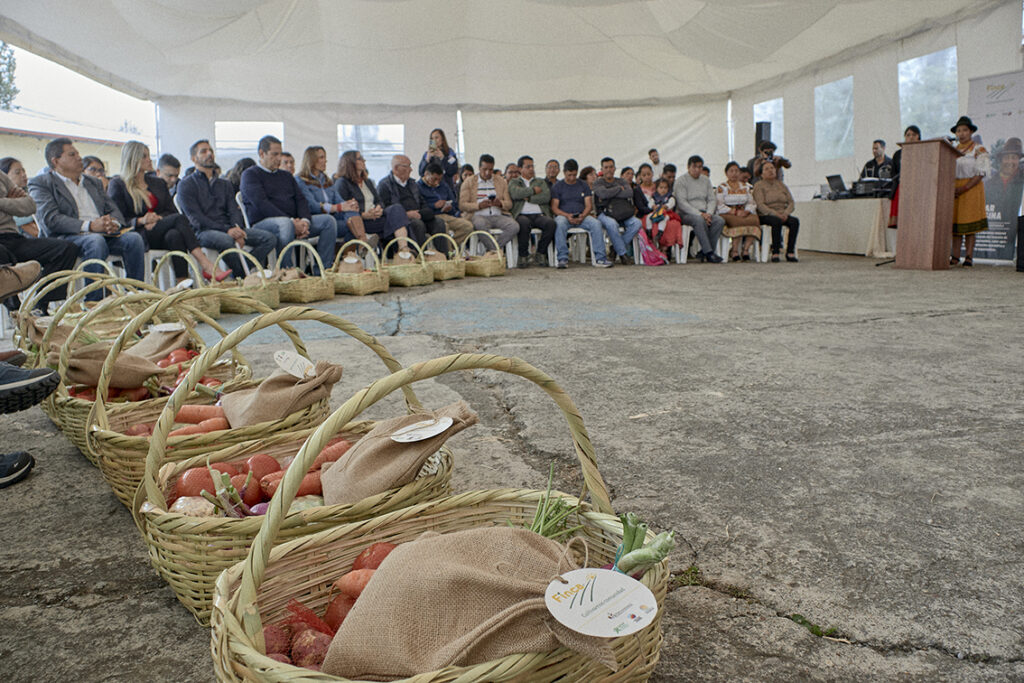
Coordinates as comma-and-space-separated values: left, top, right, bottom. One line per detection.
107, 141, 228, 282
296, 146, 360, 243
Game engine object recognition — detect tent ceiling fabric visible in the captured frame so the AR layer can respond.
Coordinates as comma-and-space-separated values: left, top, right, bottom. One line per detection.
0, 0, 1003, 109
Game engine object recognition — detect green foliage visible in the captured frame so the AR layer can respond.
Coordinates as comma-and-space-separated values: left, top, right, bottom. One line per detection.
0, 42, 18, 111
788, 613, 838, 638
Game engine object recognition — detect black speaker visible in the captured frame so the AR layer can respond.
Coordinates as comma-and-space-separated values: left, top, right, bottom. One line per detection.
755, 121, 771, 155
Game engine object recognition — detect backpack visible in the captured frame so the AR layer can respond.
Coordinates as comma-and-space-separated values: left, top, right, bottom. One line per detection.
636, 228, 668, 266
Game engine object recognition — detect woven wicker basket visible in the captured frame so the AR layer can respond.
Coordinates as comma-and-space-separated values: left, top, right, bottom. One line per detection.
210, 353, 668, 683
330, 239, 389, 296
49, 289, 250, 466
132, 306, 442, 622
211, 248, 281, 313
462, 230, 507, 277
274, 241, 335, 303
423, 232, 466, 281
383, 237, 433, 287
152, 250, 222, 319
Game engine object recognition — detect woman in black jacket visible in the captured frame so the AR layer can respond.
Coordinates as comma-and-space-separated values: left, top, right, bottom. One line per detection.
332, 150, 411, 254
109, 141, 229, 282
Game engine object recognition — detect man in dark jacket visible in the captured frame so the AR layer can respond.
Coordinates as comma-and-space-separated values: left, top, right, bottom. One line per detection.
377, 155, 443, 246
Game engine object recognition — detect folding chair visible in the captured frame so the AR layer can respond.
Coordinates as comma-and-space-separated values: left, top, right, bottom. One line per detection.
528, 228, 557, 267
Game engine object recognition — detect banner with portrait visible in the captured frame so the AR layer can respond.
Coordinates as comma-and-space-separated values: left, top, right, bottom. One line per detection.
968, 70, 1024, 261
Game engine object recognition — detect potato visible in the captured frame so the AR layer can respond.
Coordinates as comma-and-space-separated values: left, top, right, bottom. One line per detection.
262, 624, 291, 656
290, 629, 331, 668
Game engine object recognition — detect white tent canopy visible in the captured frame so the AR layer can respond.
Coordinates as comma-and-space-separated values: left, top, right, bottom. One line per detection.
0, 0, 1006, 109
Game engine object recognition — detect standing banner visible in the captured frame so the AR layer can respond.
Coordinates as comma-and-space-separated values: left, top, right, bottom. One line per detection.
969, 70, 1024, 261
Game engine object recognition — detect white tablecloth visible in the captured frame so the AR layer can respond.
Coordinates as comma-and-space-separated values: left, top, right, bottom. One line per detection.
795, 198, 892, 257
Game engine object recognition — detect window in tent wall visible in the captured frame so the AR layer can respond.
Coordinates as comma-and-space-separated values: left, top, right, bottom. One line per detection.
814, 76, 854, 161
337, 124, 405, 182
753, 97, 784, 156
214, 121, 284, 171
898, 47, 958, 140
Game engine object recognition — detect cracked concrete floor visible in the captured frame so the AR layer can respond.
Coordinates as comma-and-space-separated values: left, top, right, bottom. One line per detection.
2, 253, 1023, 681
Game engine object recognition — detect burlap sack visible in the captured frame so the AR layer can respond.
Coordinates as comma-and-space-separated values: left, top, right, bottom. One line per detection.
242, 271, 267, 288
321, 401, 476, 506
123, 328, 190, 363
27, 316, 70, 351
422, 249, 447, 262
335, 256, 363, 273
219, 360, 342, 427
278, 268, 303, 282
388, 251, 418, 266
322, 527, 616, 679
47, 343, 162, 389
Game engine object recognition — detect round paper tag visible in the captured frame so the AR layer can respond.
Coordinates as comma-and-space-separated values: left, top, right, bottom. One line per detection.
151, 322, 185, 333
398, 251, 412, 260
273, 350, 315, 379
545, 568, 657, 638
390, 416, 454, 443
174, 278, 194, 290
262, 269, 275, 278
343, 256, 360, 263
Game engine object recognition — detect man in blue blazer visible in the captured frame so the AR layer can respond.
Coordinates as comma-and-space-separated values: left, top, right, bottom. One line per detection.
28, 138, 146, 288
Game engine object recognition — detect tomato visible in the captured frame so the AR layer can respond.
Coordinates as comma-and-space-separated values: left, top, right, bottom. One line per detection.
209, 462, 237, 477
199, 376, 222, 388
352, 542, 397, 571
231, 473, 262, 506
167, 348, 191, 364
156, 357, 172, 369
186, 349, 200, 359
121, 386, 151, 402
176, 467, 216, 498
246, 453, 280, 482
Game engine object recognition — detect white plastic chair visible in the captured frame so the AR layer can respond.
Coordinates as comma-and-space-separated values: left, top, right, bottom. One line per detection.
567, 227, 591, 264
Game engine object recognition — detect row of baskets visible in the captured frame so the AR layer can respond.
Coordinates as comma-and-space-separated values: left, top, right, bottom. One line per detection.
13, 274, 669, 682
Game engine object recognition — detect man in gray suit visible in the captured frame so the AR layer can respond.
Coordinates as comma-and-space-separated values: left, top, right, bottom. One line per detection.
28, 137, 145, 287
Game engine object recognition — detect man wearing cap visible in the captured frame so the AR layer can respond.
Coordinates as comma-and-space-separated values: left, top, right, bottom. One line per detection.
750, 141, 791, 182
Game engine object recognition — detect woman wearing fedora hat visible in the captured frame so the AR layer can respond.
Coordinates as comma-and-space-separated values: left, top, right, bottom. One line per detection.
950, 115, 989, 266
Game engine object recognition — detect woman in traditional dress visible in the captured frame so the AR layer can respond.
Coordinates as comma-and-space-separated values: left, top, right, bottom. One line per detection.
950, 116, 989, 267
716, 161, 761, 261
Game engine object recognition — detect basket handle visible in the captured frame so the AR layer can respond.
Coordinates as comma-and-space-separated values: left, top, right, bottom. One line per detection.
460, 229, 502, 256
233, 353, 614, 638
143, 306, 426, 508
151, 250, 206, 286
75, 258, 119, 276
16, 270, 115, 354
333, 239, 383, 273
383, 236, 426, 264
423, 231, 460, 257
274, 239, 327, 278
215, 247, 269, 284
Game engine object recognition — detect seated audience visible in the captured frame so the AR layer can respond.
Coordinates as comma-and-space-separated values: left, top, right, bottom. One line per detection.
580, 166, 597, 191
620, 167, 635, 186
661, 163, 677, 188
550, 158, 610, 268
860, 139, 893, 179
646, 177, 685, 258
0, 158, 39, 236
279, 152, 296, 175
333, 150, 411, 253
157, 153, 181, 195
544, 159, 560, 188
0, 166, 78, 310
738, 167, 752, 185
593, 156, 641, 265
717, 161, 761, 261
503, 163, 519, 181
240, 135, 337, 272
176, 139, 277, 279
752, 160, 799, 262
224, 157, 255, 194
457, 154, 518, 249
417, 162, 472, 244
82, 156, 110, 191
295, 146, 360, 245
750, 140, 791, 181
378, 154, 444, 246
674, 155, 724, 263
508, 155, 556, 267
28, 137, 145, 290
419, 129, 460, 190
455, 163, 474, 202
646, 148, 663, 180
108, 141, 228, 282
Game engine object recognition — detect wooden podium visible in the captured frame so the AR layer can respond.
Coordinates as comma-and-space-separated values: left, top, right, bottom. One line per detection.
895, 139, 961, 269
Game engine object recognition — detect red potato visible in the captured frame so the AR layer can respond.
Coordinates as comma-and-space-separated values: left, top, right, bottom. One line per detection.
231, 473, 262, 506
332, 568, 375, 599
246, 453, 281, 482
262, 624, 291, 656
166, 348, 190, 364
176, 467, 215, 498
290, 629, 331, 668
120, 386, 151, 402
267, 653, 291, 664
323, 593, 356, 631
156, 357, 172, 369
123, 423, 154, 437
352, 542, 397, 571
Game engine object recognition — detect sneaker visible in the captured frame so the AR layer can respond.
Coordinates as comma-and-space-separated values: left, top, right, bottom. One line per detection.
0, 451, 34, 489
0, 364, 60, 414
556, 260, 568, 269
618, 253, 632, 266
593, 259, 613, 268
535, 253, 549, 268
0, 350, 27, 367
0, 261, 41, 302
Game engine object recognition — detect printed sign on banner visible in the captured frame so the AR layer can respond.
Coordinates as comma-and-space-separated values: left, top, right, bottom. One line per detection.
968, 70, 1024, 261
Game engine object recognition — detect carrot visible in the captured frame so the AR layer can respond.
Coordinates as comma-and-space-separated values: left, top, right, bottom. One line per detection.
174, 404, 225, 424
312, 438, 352, 470
260, 470, 321, 498
332, 568, 375, 599
168, 416, 229, 437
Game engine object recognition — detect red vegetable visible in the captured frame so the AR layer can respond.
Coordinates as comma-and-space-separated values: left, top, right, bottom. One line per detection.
209, 462, 237, 477
312, 438, 351, 470
231, 472, 262, 506
323, 593, 356, 631
168, 416, 229, 437
246, 453, 280, 482
332, 568, 375, 599
175, 404, 225, 424
156, 357, 172, 369
290, 629, 331, 668
177, 467, 215, 498
262, 624, 291, 656
260, 470, 321, 498
352, 542, 397, 571
123, 423, 154, 436
166, 348, 190, 364
285, 598, 334, 637
120, 386, 151, 402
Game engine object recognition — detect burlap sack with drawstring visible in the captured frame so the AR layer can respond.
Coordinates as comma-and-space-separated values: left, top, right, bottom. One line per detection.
321, 401, 476, 506
242, 271, 267, 288
322, 526, 617, 679
422, 248, 447, 262
219, 360, 342, 427
387, 251, 418, 267
47, 343, 162, 389
123, 328, 190, 363
335, 256, 364, 273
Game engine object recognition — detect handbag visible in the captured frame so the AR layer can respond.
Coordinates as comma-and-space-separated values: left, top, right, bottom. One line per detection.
605, 196, 635, 222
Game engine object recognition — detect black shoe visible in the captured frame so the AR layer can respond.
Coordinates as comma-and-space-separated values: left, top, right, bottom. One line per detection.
535, 253, 549, 268
0, 365, 60, 414
517, 254, 532, 269
618, 253, 632, 266
708, 252, 724, 263
0, 350, 27, 367
0, 451, 34, 489
786, 254, 799, 263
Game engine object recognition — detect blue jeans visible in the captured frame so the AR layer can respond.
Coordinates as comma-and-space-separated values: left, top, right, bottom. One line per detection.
196, 227, 277, 278
251, 215, 337, 272
597, 214, 641, 257
554, 215, 606, 263
64, 231, 145, 298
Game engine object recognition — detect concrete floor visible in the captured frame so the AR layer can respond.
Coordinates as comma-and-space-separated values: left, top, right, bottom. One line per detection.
1, 253, 1023, 682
